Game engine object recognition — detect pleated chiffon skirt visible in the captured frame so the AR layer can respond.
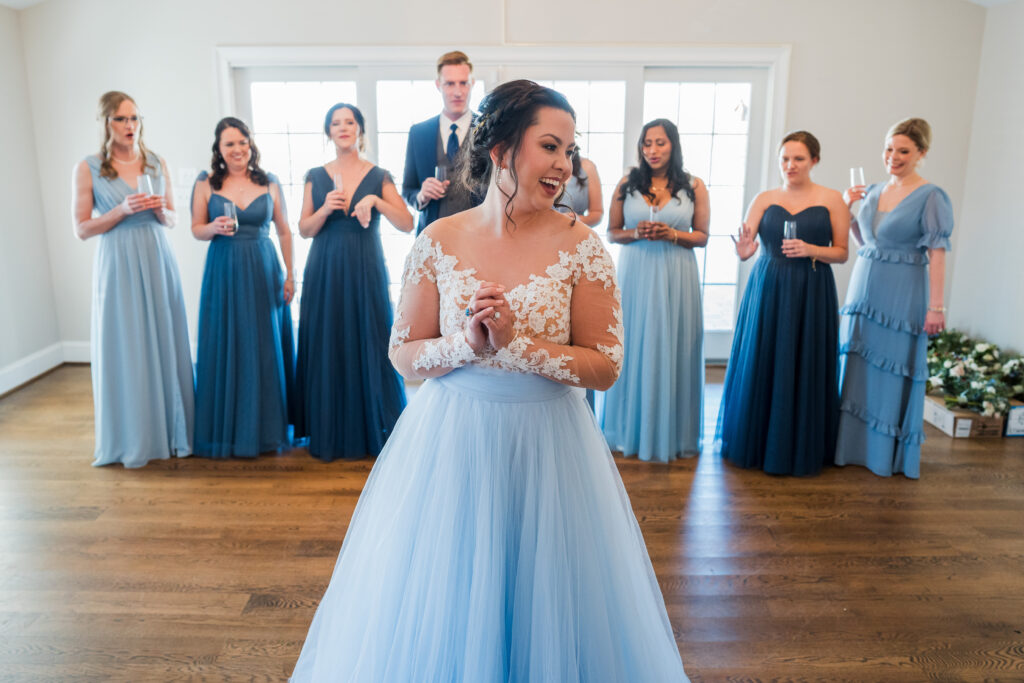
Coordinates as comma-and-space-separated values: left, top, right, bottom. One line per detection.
600, 240, 704, 462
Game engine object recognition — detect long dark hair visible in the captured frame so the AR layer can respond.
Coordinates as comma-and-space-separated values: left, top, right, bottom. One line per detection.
618, 118, 694, 204
461, 79, 576, 229
209, 117, 268, 190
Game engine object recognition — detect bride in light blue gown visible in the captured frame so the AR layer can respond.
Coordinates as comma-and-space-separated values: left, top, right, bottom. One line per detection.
290, 81, 689, 682
600, 119, 708, 462
72, 91, 193, 468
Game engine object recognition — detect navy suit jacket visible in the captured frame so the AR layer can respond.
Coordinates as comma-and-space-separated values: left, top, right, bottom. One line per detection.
402, 114, 479, 235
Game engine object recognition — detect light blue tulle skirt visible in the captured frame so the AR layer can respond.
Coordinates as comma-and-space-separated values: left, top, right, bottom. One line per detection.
291, 365, 688, 682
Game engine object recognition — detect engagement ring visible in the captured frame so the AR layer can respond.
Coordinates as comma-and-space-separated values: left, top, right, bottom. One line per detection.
464, 307, 472, 317
493, 311, 501, 320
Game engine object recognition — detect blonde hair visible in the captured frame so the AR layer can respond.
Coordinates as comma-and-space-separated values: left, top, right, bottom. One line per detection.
887, 117, 931, 152
97, 91, 155, 180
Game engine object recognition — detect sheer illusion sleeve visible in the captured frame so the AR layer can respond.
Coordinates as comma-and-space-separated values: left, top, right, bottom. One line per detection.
388, 234, 476, 379
917, 186, 954, 251
494, 236, 623, 391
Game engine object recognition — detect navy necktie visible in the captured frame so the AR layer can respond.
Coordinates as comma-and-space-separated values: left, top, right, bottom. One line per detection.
446, 123, 458, 163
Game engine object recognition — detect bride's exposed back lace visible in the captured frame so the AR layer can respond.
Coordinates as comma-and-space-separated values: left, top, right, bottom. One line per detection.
388, 230, 623, 389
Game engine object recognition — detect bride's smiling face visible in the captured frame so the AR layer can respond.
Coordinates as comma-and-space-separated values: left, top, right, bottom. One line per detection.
503, 106, 576, 211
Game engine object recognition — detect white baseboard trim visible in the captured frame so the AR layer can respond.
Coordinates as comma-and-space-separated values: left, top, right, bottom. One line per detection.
0, 343, 65, 395
62, 341, 91, 363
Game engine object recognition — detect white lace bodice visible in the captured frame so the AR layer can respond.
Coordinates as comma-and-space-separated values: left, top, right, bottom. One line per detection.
389, 231, 623, 389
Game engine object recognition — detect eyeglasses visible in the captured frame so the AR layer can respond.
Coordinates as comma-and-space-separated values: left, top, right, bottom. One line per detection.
109, 115, 142, 125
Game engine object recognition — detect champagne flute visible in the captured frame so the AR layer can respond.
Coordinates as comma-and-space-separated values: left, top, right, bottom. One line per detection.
222, 201, 238, 236
136, 174, 153, 197
332, 173, 347, 215
434, 165, 448, 183
850, 166, 865, 189
783, 220, 798, 241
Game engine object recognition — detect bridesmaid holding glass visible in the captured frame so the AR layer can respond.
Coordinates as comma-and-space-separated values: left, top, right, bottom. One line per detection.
295, 103, 414, 460
190, 117, 297, 458
835, 118, 953, 478
72, 91, 194, 467
601, 119, 709, 462
718, 131, 849, 476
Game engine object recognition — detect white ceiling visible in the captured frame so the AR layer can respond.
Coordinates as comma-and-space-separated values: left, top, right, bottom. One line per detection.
0, 0, 1017, 9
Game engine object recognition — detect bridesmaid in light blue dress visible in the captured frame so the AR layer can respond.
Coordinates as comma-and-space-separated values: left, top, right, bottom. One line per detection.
190, 117, 296, 458
836, 118, 953, 478
557, 152, 604, 228
600, 119, 708, 462
72, 91, 193, 467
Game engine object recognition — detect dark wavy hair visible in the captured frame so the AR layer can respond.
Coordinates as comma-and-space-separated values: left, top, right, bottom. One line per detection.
323, 102, 366, 152
209, 117, 268, 191
618, 118, 694, 204
460, 79, 576, 229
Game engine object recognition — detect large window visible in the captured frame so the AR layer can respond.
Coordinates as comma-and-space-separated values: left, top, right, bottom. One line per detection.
643, 79, 751, 332
226, 48, 783, 360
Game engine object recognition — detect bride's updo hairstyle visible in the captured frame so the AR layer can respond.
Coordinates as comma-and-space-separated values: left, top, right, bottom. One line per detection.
461, 79, 575, 228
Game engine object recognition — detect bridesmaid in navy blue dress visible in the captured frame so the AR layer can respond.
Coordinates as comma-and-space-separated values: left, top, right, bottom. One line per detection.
295, 103, 414, 460
190, 117, 296, 457
718, 131, 849, 476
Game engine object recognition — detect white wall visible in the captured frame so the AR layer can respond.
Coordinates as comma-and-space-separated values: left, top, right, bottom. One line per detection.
0, 6, 62, 393
15, 0, 988, 352
949, 0, 1024, 353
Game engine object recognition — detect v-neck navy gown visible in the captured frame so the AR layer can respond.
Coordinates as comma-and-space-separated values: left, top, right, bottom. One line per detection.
294, 166, 407, 460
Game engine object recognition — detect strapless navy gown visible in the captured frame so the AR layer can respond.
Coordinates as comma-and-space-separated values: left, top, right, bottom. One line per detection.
717, 205, 840, 476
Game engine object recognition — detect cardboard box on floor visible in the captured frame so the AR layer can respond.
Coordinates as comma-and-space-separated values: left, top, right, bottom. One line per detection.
1005, 400, 1024, 437
923, 394, 1005, 438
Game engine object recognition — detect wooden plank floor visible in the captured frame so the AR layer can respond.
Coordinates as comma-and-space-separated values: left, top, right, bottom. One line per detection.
1, 365, 1023, 682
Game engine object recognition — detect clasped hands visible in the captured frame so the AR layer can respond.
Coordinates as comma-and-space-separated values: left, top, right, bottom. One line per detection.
464, 282, 514, 353
121, 192, 165, 216
323, 189, 377, 228
636, 220, 674, 241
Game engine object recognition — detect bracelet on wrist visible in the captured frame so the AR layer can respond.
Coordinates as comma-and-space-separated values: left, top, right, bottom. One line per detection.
928, 306, 946, 313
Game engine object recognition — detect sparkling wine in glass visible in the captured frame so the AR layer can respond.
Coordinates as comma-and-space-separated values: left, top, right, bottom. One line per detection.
783, 220, 798, 241
850, 166, 866, 189
136, 174, 153, 196
222, 201, 238, 236
333, 173, 344, 193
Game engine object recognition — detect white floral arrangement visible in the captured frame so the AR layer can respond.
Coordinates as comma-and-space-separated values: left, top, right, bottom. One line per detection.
927, 331, 1024, 417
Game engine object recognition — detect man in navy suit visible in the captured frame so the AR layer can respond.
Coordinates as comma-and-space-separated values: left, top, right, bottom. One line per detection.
402, 51, 479, 234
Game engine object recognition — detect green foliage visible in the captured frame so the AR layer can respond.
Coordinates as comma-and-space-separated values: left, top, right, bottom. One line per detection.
927, 330, 1023, 417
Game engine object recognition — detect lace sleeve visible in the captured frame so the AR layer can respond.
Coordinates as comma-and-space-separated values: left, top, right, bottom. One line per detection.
494, 235, 623, 390
388, 233, 476, 379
